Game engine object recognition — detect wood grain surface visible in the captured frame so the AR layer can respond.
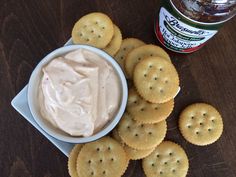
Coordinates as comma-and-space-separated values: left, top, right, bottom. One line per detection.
0, 0, 236, 177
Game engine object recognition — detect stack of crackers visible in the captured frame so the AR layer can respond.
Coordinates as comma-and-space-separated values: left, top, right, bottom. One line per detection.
69, 12, 224, 177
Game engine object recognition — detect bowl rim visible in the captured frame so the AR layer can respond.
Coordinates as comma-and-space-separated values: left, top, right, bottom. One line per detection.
27, 45, 128, 143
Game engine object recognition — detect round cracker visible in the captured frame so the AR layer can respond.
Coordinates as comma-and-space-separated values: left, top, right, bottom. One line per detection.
72, 12, 114, 48
113, 127, 154, 160
68, 144, 83, 177
118, 113, 167, 150
127, 88, 174, 124
76, 137, 128, 177
114, 38, 145, 77
179, 103, 223, 146
125, 44, 171, 78
103, 25, 122, 56
124, 144, 155, 160
143, 141, 189, 177
133, 57, 179, 103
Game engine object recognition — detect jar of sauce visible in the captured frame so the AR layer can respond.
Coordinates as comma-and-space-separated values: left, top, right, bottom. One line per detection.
155, 0, 236, 53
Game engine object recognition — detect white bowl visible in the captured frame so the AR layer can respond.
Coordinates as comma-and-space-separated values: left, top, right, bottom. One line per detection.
27, 45, 128, 143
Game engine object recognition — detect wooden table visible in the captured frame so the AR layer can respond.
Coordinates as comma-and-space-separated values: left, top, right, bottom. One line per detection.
1, 0, 235, 177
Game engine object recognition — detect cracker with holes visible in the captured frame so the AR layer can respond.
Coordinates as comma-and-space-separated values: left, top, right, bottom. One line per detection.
68, 144, 83, 177
72, 12, 114, 48
127, 88, 174, 124
76, 137, 128, 177
179, 103, 223, 146
133, 57, 179, 103
118, 113, 167, 150
142, 141, 189, 177
114, 38, 145, 76
125, 44, 171, 78
113, 127, 155, 160
124, 144, 155, 160
103, 25, 122, 56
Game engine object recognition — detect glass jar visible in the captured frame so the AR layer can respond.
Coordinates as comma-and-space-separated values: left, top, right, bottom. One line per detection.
155, 0, 236, 53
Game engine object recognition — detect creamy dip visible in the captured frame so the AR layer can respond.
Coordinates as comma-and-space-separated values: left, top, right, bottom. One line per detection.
38, 49, 121, 137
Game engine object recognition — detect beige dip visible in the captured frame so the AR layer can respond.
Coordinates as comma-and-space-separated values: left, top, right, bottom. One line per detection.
38, 49, 121, 137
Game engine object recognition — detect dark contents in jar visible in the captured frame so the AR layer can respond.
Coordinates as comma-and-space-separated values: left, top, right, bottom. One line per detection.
171, 0, 236, 23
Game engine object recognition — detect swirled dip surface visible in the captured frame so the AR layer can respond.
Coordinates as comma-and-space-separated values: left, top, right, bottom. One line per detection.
38, 49, 121, 137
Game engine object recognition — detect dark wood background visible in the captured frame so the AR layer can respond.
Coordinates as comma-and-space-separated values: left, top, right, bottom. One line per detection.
0, 0, 236, 177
